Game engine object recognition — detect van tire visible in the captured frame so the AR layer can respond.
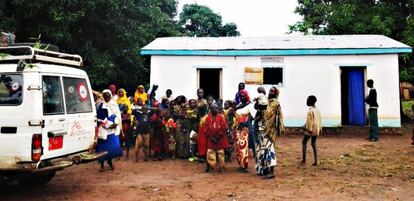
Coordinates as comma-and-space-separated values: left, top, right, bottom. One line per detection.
18, 171, 56, 186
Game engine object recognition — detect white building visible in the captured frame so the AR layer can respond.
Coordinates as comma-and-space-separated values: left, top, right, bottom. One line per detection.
141, 35, 412, 127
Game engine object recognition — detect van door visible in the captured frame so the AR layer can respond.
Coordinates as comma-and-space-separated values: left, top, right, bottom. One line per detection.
62, 76, 95, 154
0, 72, 37, 165
41, 75, 67, 159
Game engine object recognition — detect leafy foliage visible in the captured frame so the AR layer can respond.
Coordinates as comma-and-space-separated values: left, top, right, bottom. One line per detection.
178, 4, 240, 37
0, 1, 241, 92
0, 0, 180, 92
290, 0, 414, 83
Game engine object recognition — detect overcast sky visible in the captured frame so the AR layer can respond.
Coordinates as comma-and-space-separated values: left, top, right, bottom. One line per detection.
177, 0, 302, 37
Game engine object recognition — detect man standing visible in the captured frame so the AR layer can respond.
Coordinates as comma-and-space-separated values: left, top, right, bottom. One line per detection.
365, 79, 379, 142
196, 88, 208, 108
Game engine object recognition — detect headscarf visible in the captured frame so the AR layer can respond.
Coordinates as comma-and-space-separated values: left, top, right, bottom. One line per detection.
269, 86, 280, 99
134, 85, 148, 104
102, 89, 112, 97
116, 88, 132, 114
108, 84, 116, 96
239, 90, 250, 103
102, 89, 119, 114
152, 101, 160, 108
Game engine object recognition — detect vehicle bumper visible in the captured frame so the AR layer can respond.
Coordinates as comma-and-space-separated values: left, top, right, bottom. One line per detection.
0, 151, 107, 173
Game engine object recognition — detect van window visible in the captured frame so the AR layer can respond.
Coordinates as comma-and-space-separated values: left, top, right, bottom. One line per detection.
0, 74, 23, 105
63, 77, 92, 114
42, 76, 64, 115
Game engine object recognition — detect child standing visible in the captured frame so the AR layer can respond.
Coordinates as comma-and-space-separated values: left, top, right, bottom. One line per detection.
134, 104, 151, 162
187, 99, 199, 161
121, 104, 134, 159
150, 102, 165, 161
302, 95, 322, 166
205, 104, 230, 173
189, 130, 198, 161
164, 111, 177, 159
223, 100, 236, 162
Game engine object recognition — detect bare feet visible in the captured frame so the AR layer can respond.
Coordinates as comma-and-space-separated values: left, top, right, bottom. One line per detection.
263, 174, 275, 179
99, 167, 105, 172
219, 168, 224, 174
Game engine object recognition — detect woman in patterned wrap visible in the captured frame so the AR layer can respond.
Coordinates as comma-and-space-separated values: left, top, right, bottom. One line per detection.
234, 90, 256, 173
255, 87, 284, 179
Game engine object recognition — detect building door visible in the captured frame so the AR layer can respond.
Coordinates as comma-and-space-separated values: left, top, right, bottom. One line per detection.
341, 67, 366, 126
198, 69, 222, 100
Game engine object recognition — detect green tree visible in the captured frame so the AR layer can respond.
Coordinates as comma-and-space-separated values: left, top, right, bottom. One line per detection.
290, 0, 414, 83
178, 4, 240, 37
0, 0, 179, 92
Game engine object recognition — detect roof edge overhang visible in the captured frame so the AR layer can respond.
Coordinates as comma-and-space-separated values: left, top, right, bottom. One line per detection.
141, 48, 412, 56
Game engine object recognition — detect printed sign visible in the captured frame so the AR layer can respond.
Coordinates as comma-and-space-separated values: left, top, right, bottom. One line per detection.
78, 83, 88, 101
244, 67, 263, 85
261, 57, 284, 64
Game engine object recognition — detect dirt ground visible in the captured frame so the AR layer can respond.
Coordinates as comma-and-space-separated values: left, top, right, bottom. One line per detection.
1, 124, 414, 201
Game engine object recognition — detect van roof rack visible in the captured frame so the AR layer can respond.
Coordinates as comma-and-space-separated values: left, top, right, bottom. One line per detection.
0, 46, 82, 67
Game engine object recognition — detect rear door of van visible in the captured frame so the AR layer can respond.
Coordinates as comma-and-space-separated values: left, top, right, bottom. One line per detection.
0, 71, 38, 167
61, 76, 95, 154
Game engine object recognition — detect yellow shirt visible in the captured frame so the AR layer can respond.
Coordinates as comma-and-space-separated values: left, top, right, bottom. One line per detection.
305, 106, 322, 136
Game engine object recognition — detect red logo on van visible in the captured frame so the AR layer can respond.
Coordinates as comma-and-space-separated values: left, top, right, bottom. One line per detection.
78, 83, 88, 101
49, 136, 63, 151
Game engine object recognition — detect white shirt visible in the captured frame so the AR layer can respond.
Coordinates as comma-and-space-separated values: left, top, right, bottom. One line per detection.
236, 102, 257, 118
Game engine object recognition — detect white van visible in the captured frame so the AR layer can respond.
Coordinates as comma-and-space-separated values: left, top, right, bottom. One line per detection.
0, 45, 105, 185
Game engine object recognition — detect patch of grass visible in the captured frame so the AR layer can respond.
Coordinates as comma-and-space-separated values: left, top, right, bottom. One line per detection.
320, 146, 414, 180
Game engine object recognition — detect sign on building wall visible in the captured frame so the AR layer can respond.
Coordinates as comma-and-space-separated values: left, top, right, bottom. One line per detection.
244, 67, 263, 85
261, 56, 284, 64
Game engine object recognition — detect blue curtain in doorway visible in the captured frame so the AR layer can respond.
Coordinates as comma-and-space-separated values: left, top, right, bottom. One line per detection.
348, 70, 366, 126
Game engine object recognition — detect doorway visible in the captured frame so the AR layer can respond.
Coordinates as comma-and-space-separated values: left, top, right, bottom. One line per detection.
341, 67, 366, 126
198, 69, 222, 100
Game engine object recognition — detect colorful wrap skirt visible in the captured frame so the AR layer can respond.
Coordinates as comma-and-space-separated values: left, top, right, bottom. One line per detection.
254, 130, 276, 175
235, 127, 249, 168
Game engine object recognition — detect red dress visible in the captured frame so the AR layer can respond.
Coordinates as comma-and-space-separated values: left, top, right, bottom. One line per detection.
205, 113, 230, 150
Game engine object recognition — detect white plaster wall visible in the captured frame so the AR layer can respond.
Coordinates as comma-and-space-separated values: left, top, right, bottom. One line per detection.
150, 54, 400, 127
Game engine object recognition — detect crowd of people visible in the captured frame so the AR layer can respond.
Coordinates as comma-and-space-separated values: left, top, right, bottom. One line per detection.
94, 82, 322, 179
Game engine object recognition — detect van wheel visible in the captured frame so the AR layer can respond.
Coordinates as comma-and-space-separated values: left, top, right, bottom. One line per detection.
18, 172, 56, 186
